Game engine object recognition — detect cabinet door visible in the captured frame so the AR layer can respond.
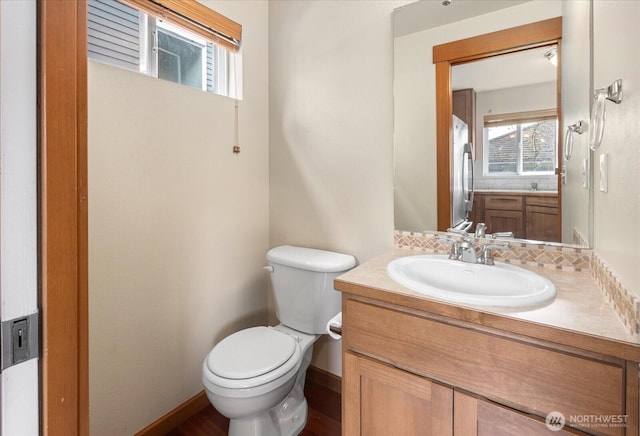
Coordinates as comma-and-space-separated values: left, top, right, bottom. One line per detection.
343, 352, 453, 436
453, 88, 476, 149
454, 391, 588, 436
484, 209, 524, 238
525, 205, 559, 242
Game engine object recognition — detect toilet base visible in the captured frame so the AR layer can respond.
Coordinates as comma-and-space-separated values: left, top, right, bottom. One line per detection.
227, 339, 314, 436
228, 397, 308, 436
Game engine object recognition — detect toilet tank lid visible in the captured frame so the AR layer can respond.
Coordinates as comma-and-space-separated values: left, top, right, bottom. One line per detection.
267, 245, 356, 273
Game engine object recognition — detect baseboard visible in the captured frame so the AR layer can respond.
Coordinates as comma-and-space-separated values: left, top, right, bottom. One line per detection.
135, 365, 342, 435
307, 365, 342, 395
134, 390, 210, 436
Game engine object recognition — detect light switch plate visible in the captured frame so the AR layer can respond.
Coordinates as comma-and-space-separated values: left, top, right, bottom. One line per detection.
599, 153, 608, 192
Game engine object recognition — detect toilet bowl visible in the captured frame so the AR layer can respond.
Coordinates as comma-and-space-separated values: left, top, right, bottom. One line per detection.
202, 325, 318, 436
202, 245, 356, 436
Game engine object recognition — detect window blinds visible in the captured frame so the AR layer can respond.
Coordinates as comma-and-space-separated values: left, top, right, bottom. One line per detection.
119, 0, 241, 52
484, 109, 557, 128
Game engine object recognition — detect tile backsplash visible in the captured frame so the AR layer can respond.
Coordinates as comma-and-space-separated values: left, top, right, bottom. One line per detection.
474, 175, 557, 192
393, 230, 639, 338
591, 253, 640, 336
393, 230, 591, 271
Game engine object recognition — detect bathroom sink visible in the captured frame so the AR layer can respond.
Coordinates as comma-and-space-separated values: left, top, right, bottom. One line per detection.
387, 255, 556, 308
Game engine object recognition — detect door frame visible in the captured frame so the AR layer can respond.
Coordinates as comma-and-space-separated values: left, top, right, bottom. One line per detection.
433, 17, 563, 233
39, 1, 89, 434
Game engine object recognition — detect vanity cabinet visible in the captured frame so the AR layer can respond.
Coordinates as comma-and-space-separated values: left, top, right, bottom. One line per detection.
454, 391, 585, 435
472, 192, 559, 241
342, 296, 634, 436
344, 352, 453, 436
481, 193, 525, 238
525, 195, 560, 242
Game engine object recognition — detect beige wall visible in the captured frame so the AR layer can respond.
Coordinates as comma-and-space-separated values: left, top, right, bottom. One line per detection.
393, 0, 562, 233
88, 2, 269, 434
269, 0, 401, 375
592, 0, 640, 296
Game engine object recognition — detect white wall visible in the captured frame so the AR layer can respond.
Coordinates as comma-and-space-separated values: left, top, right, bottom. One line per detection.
393, 1, 562, 232
88, 2, 269, 434
269, 1, 401, 375
592, 0, 640, 296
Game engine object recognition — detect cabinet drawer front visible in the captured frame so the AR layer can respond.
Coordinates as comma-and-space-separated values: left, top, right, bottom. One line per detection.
484, 195, 523, 210
344, 299, 625, 432
526, 195, 558, 207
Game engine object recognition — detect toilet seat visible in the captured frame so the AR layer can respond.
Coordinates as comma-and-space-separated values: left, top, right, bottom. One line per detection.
204, 327, 301, 389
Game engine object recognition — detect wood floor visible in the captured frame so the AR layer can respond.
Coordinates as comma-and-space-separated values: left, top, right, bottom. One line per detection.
166, 377, 341, 436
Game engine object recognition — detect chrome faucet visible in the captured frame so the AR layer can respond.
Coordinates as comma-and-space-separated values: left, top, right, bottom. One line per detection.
441, 228, 477, 263
475, 223, 487, 238
436, 235, 462, 260
458, 237, 477, 263
438, 228, 510, 265
478, 241, 510, 265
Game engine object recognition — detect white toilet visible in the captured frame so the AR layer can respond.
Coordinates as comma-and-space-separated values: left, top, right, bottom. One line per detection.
202, 245, 356, 436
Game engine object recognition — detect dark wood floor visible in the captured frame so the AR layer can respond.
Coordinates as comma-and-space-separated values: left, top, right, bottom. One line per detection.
166, 378, 341, 436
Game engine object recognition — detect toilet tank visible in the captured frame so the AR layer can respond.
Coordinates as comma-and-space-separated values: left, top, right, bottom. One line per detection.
266, 246, 356, 334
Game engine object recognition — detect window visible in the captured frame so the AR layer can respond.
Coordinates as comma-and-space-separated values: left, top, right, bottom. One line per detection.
483, 110, 557, 176
88, 0, 239, 97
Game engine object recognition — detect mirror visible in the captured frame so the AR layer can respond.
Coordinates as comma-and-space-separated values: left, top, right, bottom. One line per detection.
393, 0, 592, 247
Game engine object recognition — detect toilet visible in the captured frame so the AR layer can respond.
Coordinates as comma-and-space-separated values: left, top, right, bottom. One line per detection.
202, 245, 356, 436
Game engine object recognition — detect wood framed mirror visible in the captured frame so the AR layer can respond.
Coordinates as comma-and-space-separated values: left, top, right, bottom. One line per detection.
434, 17, 563, 232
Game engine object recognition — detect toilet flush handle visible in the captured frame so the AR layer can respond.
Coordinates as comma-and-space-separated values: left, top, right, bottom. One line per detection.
263, 265, 274, 273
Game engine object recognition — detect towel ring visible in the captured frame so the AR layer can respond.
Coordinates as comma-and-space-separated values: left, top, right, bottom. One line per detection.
564, 120, 585, 161
590, 79, 623, 151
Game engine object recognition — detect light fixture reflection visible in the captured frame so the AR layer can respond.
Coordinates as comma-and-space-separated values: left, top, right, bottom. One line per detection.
544, 47, 558, 67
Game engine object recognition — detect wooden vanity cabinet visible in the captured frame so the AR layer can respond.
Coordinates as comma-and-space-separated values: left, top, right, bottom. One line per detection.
525, 195, 560, 242
344, 353, 453, 436
342, 296, 636, 436
472, 192, 559, 241
454, 392, 586, 435
482, 194, 525, 238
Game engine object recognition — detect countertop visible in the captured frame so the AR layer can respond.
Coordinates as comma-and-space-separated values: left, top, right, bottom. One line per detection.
475, 189, 558, 195
335, 249, 640, 362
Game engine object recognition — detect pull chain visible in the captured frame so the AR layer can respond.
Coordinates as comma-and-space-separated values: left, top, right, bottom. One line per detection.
233, 98, 240, 154
232, 52, 240, 154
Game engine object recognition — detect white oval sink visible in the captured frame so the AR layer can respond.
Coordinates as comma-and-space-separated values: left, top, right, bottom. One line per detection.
387, 255, 556, 308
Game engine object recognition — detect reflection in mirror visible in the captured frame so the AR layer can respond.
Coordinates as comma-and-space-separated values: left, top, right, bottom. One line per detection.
453, 47, 559, 241
393, 0, 592, 248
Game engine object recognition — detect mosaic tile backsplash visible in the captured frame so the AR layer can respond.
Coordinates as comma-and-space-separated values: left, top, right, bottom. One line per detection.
393, 230, 639, 338
394, 230, 591, 271
591, 253, 640, 336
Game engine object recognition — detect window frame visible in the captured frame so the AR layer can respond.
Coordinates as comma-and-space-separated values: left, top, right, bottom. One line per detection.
482, 109, 558, 177
88, 0, 238, 97
153, 19, 208, 91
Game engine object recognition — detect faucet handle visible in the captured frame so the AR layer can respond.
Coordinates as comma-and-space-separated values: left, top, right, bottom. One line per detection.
475, 223, 487, 238
479, 241, 510, 265
491, 231, 514, 239
436, 235, 461, 260
446, 227, 469, 237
